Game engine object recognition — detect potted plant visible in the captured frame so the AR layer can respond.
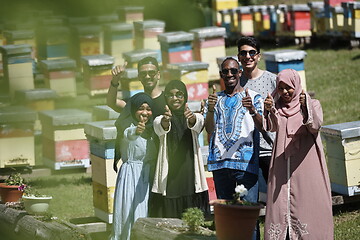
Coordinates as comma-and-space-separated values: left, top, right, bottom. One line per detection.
0, 173, 26, 203
20, 185, 52, 215
210, 184, 264, 240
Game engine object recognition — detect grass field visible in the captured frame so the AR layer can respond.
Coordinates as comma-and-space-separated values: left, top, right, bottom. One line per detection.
18, 44, 360, 239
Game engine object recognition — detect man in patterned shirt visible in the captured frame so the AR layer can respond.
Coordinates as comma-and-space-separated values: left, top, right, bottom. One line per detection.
237, 36, 277, 184
204, 57, 263, 240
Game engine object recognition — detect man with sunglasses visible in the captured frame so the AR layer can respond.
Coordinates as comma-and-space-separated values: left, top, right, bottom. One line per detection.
204, 57, 263, 240
237, 36, 276, 186
107, 56, 166, 118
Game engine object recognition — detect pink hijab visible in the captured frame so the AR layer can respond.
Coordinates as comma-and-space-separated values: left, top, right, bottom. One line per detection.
274, 69, 303, 138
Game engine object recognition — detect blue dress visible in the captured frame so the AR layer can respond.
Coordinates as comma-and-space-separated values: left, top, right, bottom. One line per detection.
110, 124, 156, 240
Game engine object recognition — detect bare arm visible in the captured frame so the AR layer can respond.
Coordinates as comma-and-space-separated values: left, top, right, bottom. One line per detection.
106, 64, 127, 113
205, 85, 217, 134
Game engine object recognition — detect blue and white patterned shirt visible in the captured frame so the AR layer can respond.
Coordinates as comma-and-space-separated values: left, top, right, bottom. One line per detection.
204, 89, 263, 175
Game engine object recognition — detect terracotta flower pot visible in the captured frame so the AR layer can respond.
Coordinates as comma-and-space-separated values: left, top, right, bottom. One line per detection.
0, 183, 24, 203
212, 199, 263, 240
22, 195, 52, 215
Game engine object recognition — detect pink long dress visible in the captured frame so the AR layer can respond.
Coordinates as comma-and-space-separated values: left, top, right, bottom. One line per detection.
264, 69, 333, 240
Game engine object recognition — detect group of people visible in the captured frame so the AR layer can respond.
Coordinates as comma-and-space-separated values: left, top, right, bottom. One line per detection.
106, 36, 334, 240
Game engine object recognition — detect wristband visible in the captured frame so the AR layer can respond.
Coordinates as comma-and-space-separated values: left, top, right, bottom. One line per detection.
111, 81, 119, 87
250, 109, 257, 117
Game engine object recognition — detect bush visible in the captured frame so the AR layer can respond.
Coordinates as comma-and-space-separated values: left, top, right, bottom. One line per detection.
181, 207, 205, 233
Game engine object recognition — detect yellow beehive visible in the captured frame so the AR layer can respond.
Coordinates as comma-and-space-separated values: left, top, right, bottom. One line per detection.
92, 181, 115, 213
90, 154, 119, 187
321, 121, 360, 196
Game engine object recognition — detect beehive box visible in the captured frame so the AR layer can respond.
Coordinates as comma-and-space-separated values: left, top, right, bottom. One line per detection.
166, 61, 209, 101
263, 49, 307, 90
329, 6, 345, 36
158, 31, 194, 68
81, 54, 114, 96
4, 30, 36, 60
39, 109, 91, 170
307, 1, 325, 35
211, 0, 238, 26
349, 2, 360, 38
0, 44, 34, 98
275, 4, 290, 37
122, 49, 159, 69
84, 120, 119, 224
236, 6, 254, 36
92, 105, 120, 121
117, 6, 144, 24
39, 58, 77, 97
71, 25, 103, 64
288, 4, 312, 37
119, 68, 142, 99
190, 26, 226, 81
0, 106, 36, 168
103, 23, 134, 66
36, 26, 71, 60
133, 20, 165, 62
15, 88, 57, 112
321, 121, 360, 196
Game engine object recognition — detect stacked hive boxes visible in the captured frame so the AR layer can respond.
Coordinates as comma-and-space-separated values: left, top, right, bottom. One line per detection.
288, 4, 312, 38
120, 68, 141, 99
236, 6, 254, 36
349, 2, 360, 38
39, 58, 77, 97
251, 5, 272, 38
133, 20, 165, 62
266, 5, 278, 38
190, 26, 226, 81
308, 1, 326, 37
323, 0, 354, 36
275, 4, 290, 38
0, 106, 36, 168
329, 6, 345, 36
84, 120, 118, 223
263, 49, 307, 90
166, 61, 209, 102
15, 89, 57, 132
4, 30, 36, 60
218, 9, 232, 37
122, 49, 159, 69
321, 121, 360, 196
81, 54, 114, 96
0, 44, 34, 98
211, 0, 238, 26
39, 109, 91, 170
117, 6, 144, 24
103, 23, 134, 66
71, 24, 103, 65
158, 31, 194, 68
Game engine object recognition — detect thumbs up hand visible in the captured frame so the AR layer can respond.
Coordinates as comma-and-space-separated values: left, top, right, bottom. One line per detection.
111, 62, 127, 85
299, 89, 306, 107
161, 105, 172, 130
264, 93, 274, 111
135, 116, 146, 135
184, 103, 196, 126
242, 88, 255, 113
207, 85, 218, 112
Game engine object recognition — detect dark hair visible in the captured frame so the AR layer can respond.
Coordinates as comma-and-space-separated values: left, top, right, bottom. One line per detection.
220, 57, 241, 70
237, 36, 261, 53
137, 56, 159, 72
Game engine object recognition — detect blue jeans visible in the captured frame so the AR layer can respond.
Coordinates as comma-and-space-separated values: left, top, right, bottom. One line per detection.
213, 168, 260, 240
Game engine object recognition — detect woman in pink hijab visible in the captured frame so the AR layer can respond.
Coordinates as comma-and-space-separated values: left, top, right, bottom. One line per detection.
263, 69, 333, 240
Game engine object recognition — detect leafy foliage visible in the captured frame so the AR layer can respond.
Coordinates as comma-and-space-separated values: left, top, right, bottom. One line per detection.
182, 207, 205, 233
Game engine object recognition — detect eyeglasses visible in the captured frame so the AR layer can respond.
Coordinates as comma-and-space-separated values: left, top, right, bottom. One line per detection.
221, 68, 239, 75
165, 91, 185, 100
239, 50, 258, 57
139, 70, 158, 78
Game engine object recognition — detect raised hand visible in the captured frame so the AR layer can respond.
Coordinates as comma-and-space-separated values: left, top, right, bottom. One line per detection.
242, 88, 255, 113
299, 89, 306, 107
184, 103, 196, 126
264, 93, 274, 111
161, 105, 172, 130
208, 85, 218, 112
135, 116, 146, 135
111, 61, 127, 85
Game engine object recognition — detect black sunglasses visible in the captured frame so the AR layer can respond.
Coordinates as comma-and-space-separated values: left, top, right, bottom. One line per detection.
165, 91, 185, 99
221, 68, 239, 75
139, 70, 158, 78
239, 50, 258, 57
